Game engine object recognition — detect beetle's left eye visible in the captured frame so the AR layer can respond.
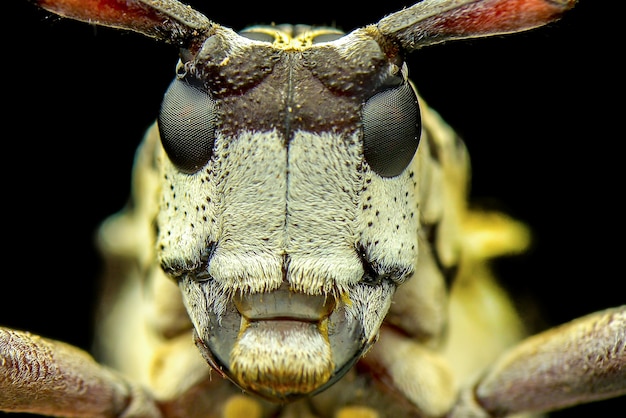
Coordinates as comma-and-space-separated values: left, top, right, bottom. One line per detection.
158, 78, 217, 174
362, 82, 421, 177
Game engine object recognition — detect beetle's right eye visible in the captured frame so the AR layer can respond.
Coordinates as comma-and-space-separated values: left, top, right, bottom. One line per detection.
361, 81, 420, 178
158, 78, 217, 174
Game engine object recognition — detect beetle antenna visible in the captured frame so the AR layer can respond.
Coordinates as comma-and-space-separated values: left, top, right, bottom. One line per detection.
33, 0, 215, 51
377, 0, 577, 51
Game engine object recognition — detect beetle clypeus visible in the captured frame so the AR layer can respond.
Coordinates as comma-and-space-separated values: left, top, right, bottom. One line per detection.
3, 0, 625, 417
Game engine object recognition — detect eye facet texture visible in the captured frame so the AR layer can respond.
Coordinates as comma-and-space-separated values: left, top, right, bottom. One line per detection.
158, 78, 217, 174
362, 82, 421, 177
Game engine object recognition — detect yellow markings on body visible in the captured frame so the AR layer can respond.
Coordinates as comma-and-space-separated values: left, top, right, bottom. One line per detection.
222, 395, 263, 418
334, 406, 380, 418
243, 26, 343, 50
340, 292, 353, 307
462, 211, 531, 260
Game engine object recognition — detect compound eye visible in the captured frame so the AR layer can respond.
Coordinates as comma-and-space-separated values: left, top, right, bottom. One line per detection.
362, 82, 421, 177
158, 78, 217, 174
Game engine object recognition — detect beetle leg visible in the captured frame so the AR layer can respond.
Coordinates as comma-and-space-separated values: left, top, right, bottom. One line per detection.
449, 305, 626, 417
0, 327, 161, 418
360, 326, 458, 417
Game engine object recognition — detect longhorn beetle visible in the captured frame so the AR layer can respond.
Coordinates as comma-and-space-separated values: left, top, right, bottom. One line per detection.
2, 1, 625, 417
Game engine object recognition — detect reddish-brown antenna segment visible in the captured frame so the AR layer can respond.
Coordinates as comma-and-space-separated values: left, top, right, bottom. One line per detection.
35, 0, 213, 47
379, 0, 577, 50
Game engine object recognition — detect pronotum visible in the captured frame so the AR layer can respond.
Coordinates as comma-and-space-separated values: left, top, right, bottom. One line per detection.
2, 1, 625, 417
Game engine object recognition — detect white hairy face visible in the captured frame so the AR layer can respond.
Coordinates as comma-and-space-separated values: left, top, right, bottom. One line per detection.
154, 25, 422, 401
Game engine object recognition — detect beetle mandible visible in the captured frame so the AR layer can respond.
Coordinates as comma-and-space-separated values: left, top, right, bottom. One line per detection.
2, 1, 625, 417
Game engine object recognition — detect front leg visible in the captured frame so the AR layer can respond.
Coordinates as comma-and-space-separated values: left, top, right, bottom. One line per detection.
450, 306, 626, 417
0, 328, 161, 418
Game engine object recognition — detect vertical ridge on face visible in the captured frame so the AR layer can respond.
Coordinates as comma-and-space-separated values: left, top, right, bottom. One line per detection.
285, 130, 365, 294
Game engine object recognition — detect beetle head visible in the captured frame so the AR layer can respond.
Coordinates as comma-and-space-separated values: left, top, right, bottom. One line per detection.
156, 24, 420, 400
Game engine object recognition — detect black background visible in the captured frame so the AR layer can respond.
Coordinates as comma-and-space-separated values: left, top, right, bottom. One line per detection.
3, 1, 624, 416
